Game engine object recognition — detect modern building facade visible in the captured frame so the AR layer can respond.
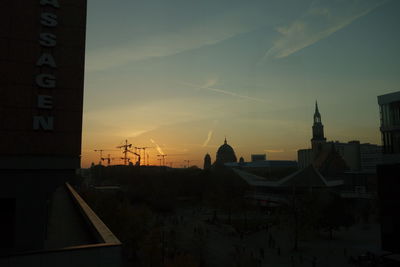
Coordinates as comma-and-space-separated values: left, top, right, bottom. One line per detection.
378, 91, 400, 163
377, 91, 400, 258
0, 1, 122, 265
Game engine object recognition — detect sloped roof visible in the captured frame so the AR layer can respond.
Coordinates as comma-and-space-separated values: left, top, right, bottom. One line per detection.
233, 165, 343, 188
314, 143, 349, 177
279, 165, 342, 187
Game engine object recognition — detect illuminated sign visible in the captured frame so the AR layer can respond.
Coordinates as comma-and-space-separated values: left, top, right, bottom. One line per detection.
0, 0, 86, 165
33, 0, 60, 131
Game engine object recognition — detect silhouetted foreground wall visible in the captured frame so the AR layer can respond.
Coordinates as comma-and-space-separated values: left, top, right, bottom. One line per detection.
0, 244, 121, 267
0, 183, 122, 267
377, 163, 400, 254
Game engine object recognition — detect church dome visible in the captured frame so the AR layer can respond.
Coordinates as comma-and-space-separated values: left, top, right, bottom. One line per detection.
215, 138, 237, 166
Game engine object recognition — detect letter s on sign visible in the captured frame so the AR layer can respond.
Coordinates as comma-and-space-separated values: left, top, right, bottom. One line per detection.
39, 33, 57, 47
40, 12, 58, 27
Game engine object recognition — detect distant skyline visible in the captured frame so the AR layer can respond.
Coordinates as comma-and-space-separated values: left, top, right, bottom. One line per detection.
82, 0, 400, 167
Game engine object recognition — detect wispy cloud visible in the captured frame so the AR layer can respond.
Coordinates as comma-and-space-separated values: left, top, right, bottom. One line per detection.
262, 0, 387, 61
179, 80, 267, 103
86, 6, 269, 72
202, 130, 213, 147
150, 139, 165, 155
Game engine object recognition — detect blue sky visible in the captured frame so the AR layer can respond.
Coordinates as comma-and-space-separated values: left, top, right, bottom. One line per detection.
82, 0, 400, 167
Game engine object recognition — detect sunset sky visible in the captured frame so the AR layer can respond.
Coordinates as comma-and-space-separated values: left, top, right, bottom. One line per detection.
81, 0, 400, 168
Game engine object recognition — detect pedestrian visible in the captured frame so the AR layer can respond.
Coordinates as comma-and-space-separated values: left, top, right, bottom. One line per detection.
291, 255, 294, 267
312, 256, 316, 267
344, 248, 347, 257
260, 248, 264, 259
277, 247, 281, 256
299, 254, 303, 263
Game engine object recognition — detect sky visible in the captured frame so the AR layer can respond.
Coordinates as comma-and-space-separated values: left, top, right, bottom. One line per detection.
81, 0, 400, 168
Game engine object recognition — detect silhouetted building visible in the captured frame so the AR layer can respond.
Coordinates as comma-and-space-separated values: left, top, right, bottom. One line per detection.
378, 91, 400, 163
313, 142, 349, 178
251, 154, 266, 162
225, 160, 297, 169
377, 91, 400, 259
214, 138, 237, 167
298, 103, 382, 173
233, 165, 343, 207
0, 1, 121, 265
203, 153, 211, 170
298, 149, 313, 169
239, 156, 245, 164
311, 101, 327, 158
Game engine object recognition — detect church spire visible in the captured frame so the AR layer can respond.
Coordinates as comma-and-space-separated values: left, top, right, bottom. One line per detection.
315, 101, 320, 115
224, 137, 227, 144
311, 100, 326, 157
314, 100, 322, 124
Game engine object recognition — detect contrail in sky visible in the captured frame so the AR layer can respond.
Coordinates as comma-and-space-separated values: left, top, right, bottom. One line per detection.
179, 81, 266, 103
150, 139, 165, 155
202, 130, 213, 147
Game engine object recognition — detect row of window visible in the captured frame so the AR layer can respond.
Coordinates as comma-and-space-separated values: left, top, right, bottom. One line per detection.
380, 103, 400, 128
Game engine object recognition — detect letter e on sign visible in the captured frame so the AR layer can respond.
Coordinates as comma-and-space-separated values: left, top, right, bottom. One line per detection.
37, 95, 53, 109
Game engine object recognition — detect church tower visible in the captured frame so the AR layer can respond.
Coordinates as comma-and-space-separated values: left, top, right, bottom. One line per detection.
311, 101, 326, 157
203, 153, 211, 170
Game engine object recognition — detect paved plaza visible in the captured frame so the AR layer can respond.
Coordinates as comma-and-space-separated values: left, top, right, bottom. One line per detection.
165, 208, 380, 267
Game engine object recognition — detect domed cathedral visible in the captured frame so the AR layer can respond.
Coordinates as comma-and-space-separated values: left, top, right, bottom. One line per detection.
311, 101, 327, 159
214, 138, 237, 167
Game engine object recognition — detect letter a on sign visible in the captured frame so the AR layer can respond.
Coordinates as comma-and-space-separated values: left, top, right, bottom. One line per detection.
36, 53, 57, 68
40, 0, 60, 8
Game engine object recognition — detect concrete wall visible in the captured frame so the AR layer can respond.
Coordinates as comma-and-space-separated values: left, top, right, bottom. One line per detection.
0, 244, 122, 267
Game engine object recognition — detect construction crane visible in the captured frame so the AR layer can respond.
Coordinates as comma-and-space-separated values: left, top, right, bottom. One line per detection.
128, 150, 141, 166
157, 154, 185, 167
94, 149, 118, 165
157, 154, 167, 166
116, 140, 133, 166
183, 159, 198, 168
101, 154, 115, 166
135, 146, 153, 165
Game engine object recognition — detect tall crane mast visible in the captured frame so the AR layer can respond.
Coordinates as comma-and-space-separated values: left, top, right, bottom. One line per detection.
135, 146, 153, 165
116, 140, 133, 166
157, 154, 167, 166
94, 149, 105, 165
